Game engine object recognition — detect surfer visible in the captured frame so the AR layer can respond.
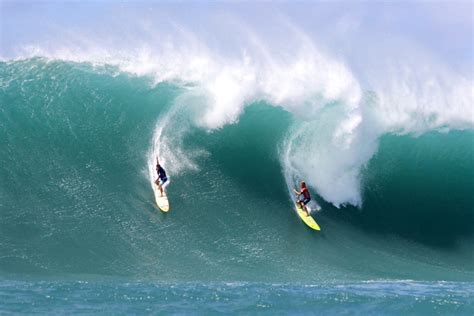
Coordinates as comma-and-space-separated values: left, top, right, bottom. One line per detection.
294, 181, 311, 216
155, 159, 169, 197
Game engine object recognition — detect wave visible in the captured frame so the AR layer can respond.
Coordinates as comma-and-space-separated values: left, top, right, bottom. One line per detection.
1, 12, 473, 281
2, 3, 473, 208
8, 31, 471, 208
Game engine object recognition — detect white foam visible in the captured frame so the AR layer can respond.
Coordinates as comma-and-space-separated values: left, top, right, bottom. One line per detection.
147, 92, 209, 185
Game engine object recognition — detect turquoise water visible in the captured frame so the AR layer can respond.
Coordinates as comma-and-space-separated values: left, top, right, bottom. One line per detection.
1, 280, 473, 315
1, 59, 473, 313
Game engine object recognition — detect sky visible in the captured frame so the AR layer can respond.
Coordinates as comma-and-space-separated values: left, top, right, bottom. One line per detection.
1, 1, 473, 71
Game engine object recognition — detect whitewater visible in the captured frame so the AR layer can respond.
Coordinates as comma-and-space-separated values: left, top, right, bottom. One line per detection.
1, 1, 473, 314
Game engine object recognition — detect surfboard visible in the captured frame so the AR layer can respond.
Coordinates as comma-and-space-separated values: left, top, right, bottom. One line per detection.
296, 203, 321, 231
154, 183, 170, 212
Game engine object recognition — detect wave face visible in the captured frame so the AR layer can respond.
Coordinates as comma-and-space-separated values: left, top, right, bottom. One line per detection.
1, 59, 473, 285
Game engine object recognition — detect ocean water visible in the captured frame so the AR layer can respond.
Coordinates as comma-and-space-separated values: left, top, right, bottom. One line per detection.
1, 2, 474, 312
0, 58, 473, 314
1, 280, 473, 315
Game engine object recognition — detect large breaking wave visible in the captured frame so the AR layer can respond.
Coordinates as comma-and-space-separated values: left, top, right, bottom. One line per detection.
1, 3, 473, 281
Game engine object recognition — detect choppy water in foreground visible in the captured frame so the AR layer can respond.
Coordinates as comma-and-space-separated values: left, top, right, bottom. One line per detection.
1, 280, 473, 315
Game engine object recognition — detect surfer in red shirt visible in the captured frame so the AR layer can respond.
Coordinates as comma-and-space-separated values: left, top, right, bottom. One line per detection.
294, 181, 311, 216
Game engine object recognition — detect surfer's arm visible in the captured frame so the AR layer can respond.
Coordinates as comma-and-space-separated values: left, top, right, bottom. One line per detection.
293, 189, 301, 196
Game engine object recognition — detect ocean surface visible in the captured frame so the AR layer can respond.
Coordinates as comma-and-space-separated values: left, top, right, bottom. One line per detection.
0, 52, 473, 314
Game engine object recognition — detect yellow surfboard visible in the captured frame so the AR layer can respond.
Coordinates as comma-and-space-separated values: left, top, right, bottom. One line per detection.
296, 203, 321, 231
154, 183, 170, 212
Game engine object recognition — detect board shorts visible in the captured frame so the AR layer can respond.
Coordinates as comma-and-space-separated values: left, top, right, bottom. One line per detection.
159, 177, 170, 189
299, 196, 311, 205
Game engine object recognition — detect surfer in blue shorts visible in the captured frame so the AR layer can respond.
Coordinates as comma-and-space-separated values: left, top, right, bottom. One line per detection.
294, 181, 311, 216
155, 159, 169, 197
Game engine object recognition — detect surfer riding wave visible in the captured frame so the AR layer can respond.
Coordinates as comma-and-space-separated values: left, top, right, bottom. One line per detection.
294, 181, 311, 216
155, 158, 169, 197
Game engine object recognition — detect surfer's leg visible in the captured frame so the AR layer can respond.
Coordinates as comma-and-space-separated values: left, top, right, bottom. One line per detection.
158, 179, 164, 196
296, 197, 303, 211
162, 178, 170, 190
303, 198, 311, 215
304, 206, 309, 216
